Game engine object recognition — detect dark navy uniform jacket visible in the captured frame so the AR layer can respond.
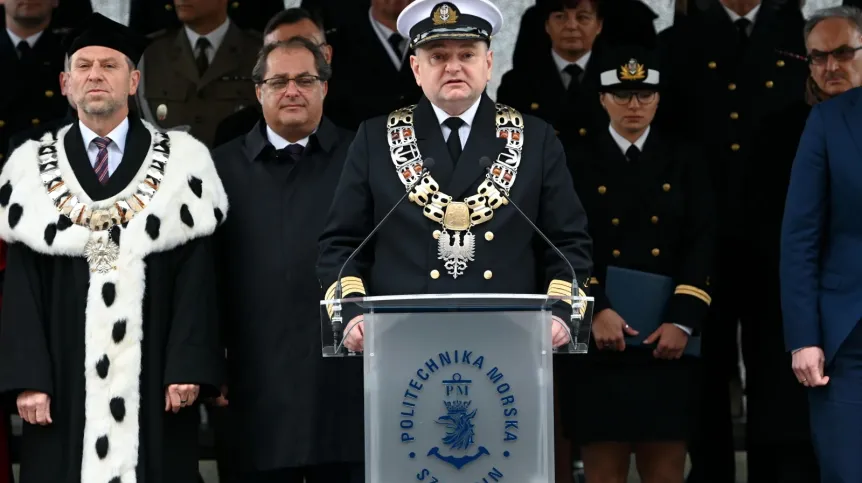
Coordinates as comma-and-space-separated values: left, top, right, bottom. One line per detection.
317, 94, 593, 322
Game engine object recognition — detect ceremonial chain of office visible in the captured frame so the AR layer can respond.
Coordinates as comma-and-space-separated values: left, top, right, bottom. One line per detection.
387, 103, 525, 278
37, 131, 172, 273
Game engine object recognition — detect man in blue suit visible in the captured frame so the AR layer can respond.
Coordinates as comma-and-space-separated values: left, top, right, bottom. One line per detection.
780, 7, 862, 482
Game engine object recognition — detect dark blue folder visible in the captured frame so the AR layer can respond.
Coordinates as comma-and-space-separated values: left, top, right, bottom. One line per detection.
604, 266, 701, 357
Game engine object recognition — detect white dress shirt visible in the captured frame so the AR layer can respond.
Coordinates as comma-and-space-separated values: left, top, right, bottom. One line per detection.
722, 3, 759, 34
185, 18, 231, 63
266, 125, 312, 149
80, 118, 129, 177
369, 8, 406, 70
607, 124, 693, 336
431, 97, 482, 150
551, 49, 591, 89
6, 28, 43, 56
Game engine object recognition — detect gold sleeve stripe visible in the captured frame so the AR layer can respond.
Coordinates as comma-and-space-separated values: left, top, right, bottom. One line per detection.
325, 276, 366, 299
674, 285, 712, 305
547, 280, 586, 307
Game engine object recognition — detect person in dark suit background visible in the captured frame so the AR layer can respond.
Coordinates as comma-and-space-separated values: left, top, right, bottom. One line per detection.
129, 0, 284, 36
660, 1, 809, 480
743, 7, 862, 482
0, 0, 92, 33
300, 0, 370, 34
0, 0, 70, 163
213, 8, 333, 148
323, 0, 422, 130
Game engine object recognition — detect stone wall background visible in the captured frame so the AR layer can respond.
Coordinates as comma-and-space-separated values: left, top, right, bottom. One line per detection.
89, 0, 843, 97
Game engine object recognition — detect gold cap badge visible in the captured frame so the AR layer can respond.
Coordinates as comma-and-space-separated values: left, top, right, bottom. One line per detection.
619, 58, 646, 81
432, 3, 459, 25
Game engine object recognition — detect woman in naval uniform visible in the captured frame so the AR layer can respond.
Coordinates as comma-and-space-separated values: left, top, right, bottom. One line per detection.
563, 44, 715, 483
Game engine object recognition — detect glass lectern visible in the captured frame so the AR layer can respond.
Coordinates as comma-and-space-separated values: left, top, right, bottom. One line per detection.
319, 293, 593, 483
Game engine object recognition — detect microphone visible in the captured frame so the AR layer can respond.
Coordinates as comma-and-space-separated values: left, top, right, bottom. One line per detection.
478, 156, 584, 332
330, 158, 436, 351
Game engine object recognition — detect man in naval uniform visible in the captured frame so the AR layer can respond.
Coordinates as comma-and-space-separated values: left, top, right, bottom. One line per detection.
0, 13, 228, 483
317, 0, 593, 352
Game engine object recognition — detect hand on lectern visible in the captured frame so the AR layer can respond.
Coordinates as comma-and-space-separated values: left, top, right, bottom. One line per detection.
551, 316, 571, 348
344, 315, 365, 352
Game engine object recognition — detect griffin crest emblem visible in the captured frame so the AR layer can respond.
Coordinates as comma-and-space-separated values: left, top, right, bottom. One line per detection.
619, 58, 646, 81
432, 3, 459, 25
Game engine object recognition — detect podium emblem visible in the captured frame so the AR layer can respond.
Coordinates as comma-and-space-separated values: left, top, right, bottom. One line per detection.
402, 350, 518, 481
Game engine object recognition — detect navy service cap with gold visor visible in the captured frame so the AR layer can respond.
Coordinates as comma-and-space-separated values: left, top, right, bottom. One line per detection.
397, 0, 504, 49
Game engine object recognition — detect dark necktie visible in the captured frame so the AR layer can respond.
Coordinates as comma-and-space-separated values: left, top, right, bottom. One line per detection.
16, 40, 32, 60
388, 33, 405, 60
92, 137, 113, 185
195, 37, 211, 76
271, 143, 304, 162
443, 117, 465, 163
625, 145, 640, 163
563, 63, 583, 92
735, 18, 751, 49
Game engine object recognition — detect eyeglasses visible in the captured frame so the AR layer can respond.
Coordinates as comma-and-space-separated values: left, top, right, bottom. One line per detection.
258, 74, 321, 92
808, 46, 862, 65
609, 91, 657, 105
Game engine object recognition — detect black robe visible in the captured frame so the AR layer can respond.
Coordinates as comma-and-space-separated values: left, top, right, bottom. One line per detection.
0, 116, 229, 483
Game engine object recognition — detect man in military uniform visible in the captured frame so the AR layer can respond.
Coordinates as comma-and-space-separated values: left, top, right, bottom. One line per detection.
323, 0, 423, 130
129, 0, 285, 36
1, 0, 70, 163
136, 0, 260, 147
317, 0, 592, 352
659, 1, 809, 481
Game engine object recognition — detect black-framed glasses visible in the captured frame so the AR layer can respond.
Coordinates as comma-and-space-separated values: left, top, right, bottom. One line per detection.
808, 45, 862, 65
609, 90, 657, 105
258, 74, 321, 91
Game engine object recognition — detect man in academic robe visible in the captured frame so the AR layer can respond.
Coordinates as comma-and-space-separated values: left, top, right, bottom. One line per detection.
317, 0, 592, 360
0, 12, 228, 483
213, 36, 364, 483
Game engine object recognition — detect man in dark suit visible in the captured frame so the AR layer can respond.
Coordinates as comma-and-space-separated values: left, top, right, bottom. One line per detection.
129, 0, 285, 36
213, 8, 333, 148
136, 0, 261, 148
780, 35, 862, 483
660, 2, 809, 480
318, 0, 591, 355
0, 0, 70, 163
300, 0, 371, 33
324, 0, 422, 130
213, 36, 363, 483
497, 0, 606, 148
0, 0, 92, 33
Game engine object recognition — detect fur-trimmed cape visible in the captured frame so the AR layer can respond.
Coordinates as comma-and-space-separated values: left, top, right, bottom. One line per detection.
0, 118, 228, 483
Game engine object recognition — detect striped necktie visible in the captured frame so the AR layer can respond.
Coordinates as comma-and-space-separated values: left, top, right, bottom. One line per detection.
93, 137, 112, 185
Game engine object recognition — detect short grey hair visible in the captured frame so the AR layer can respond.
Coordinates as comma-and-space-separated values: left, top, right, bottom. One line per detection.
804, 6, 862, 41
251, 37, 332, 84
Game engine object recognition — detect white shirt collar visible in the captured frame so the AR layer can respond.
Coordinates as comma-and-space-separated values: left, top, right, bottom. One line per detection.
6, 28, 44, 49
722, 3, 759, 24
551, 48, 591, 74
431, 96, 482, 128
266, 125, 313, 150
185, 18, 231, 54
79, 118, 130, 154
609, 124, 650, 155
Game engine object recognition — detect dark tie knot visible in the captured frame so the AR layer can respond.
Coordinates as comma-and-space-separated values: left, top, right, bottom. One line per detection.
564, 63, 583, 79
272, 143, 304, 161
625, 145, 641, 162
443, 117, 465, 131
735, 18, 751, 33
196, 37, 211, 51
388, 33, 404, 56
93, 137, 112, 151
16, 40, 32, 57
